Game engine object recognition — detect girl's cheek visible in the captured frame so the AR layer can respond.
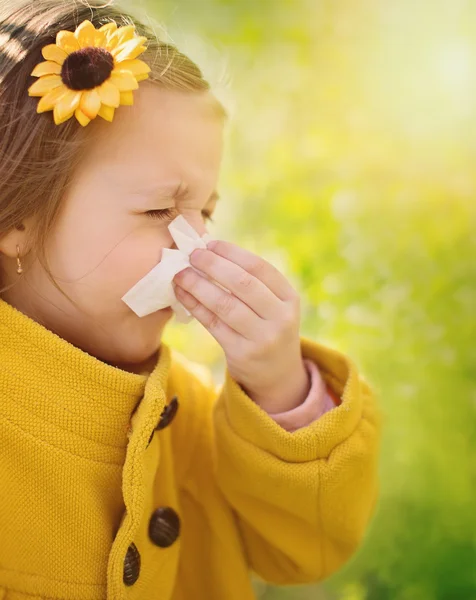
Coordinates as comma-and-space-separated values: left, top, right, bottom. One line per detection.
110, 235, 168, 293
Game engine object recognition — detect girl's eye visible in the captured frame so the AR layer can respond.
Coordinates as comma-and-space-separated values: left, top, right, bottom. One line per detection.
144, 208, 177, 221
145, 208, 215, 223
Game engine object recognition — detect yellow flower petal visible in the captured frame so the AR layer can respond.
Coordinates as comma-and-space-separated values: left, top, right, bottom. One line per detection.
55, 89, 82, 121
98, 104, 115, 122
109, 25, 136, 49
115, 59, 151, 76
98, 80, 120, 107
105, 32, 121, 52
111, 36, 148, 62
54, 103, 74, 125
30, 61, 62, 77
109, 70, 139, 92
36, 84, 69, 113
74, 20, 96, 48
41, 44, 68, 65
74, 108, 91, 127
79, 88, 101, 119
99, 22, 118, 35
130, 45, 148, 61
94, 31, 108, 48
105, 38, 118, 52
119, 91, 134, 106
28, 75, 63, 97
134, 73, 149, 83
56, 31, 81, 55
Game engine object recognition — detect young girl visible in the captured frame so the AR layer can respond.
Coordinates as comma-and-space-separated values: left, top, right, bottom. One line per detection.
0, 1, 381, 599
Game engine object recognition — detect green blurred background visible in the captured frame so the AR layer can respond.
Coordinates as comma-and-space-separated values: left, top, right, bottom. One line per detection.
132, 0, 476, 597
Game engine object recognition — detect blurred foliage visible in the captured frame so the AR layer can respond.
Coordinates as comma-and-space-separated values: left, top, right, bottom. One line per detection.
132, 0, 476, 597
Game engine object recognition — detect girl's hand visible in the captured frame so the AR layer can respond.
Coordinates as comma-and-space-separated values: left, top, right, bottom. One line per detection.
172, 240, 311, 413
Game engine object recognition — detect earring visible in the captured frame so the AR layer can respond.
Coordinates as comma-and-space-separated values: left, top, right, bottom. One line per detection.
16, 245, 23, 275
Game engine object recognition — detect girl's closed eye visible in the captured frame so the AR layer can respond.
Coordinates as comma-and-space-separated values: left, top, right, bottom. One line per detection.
145, 207, 215, 223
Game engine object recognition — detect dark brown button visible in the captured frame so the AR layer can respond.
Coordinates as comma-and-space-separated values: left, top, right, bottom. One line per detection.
146, 395, 180, 448
148, 506, 180, 547
123, 542, 140, 586
155, 395, 179, 431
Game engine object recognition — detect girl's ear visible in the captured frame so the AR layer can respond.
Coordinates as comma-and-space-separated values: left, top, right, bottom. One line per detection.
0, 219, 34, 259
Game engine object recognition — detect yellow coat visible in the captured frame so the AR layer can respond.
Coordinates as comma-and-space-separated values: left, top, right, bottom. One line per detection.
0, 296, 381, 600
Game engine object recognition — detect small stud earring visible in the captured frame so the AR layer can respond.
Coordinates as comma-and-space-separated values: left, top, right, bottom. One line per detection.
16, 245, 23, 275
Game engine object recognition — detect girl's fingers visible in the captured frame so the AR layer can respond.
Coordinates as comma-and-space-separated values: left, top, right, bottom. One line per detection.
174, 268, 263, 340
174, 284, 244, 349
206, 240, 297, 303
190, 247, 284, 321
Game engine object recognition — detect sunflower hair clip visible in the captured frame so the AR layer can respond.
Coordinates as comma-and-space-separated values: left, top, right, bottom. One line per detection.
27, 19, 151, 126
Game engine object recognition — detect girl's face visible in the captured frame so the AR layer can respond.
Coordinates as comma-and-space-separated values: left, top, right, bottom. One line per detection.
2, 84, 224, 373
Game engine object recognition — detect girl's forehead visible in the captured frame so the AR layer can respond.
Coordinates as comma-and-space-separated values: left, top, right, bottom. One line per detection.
80, 88, 224, 186
100, 84, 223, 140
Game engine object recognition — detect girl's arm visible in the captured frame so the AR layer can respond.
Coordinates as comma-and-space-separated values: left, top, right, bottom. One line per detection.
181, 335, 381, 585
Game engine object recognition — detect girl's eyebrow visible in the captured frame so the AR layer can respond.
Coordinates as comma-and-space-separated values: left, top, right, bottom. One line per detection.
175, 184, 220, 204
132, 182, 219, 202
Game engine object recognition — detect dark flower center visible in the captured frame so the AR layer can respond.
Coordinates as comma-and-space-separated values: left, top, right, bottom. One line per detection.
61, 47, 114, 90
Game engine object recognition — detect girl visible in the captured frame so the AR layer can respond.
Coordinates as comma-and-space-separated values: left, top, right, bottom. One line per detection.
0, 1, 381, 599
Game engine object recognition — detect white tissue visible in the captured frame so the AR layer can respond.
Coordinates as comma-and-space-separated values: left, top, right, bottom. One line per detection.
121, 214, 216, 323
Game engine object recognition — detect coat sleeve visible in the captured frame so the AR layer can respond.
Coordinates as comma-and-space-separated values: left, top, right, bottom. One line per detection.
180, 335, 382, 586
263, 358, 339, 432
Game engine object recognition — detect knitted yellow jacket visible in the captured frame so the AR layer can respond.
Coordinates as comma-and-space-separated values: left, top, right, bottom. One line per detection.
0, 297, 381, 600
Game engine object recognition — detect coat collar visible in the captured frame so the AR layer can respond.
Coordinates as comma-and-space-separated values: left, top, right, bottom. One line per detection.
0, 296, 171, 463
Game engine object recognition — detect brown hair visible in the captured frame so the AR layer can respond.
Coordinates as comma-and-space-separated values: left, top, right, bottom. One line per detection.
0, 0, 226, 303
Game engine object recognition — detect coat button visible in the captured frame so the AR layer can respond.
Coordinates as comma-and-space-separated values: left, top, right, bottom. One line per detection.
123, 542, 141, 586
156, 395, 179, 430
146, 395, 180, 448
148, 506, 181, 547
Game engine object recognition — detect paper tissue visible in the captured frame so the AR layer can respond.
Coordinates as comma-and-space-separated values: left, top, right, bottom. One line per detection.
121, 214, 217, 323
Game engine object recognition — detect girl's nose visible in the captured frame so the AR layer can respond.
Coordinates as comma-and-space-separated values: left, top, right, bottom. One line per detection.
167, 215, 209, 250
183, 215, 209, 239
